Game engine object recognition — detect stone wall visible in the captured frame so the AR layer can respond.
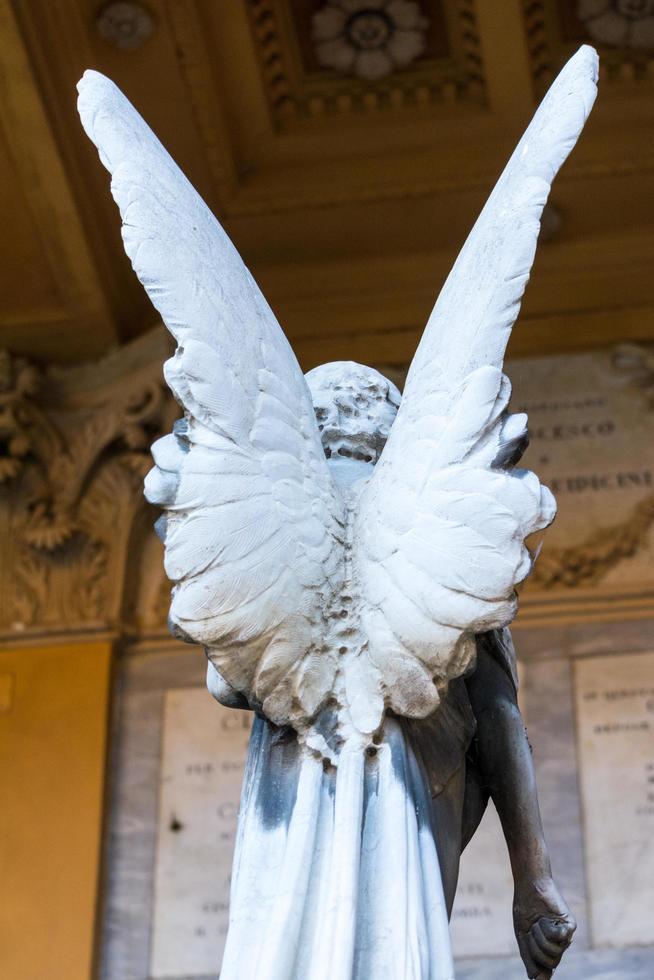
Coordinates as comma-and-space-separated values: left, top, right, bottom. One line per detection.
100, 618, 654, 980
2, 332, 652, 976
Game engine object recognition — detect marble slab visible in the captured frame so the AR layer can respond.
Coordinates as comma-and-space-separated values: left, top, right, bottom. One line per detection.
450, 801, 516, 958
456, 945, 654, 980
509, 347, 654, 598
574, 651, 654, 948
150, 689, 252, 978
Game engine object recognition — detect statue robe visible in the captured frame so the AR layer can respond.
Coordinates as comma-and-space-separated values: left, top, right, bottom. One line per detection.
218, 630, 517, 980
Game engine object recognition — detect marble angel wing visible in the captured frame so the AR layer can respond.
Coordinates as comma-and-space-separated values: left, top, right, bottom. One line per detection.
352, 46, 599, 732
77, 71, 345, 727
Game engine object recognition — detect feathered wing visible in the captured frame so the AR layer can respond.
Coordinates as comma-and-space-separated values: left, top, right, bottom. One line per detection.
77, 71, 345, 728
351, 46, 598, 732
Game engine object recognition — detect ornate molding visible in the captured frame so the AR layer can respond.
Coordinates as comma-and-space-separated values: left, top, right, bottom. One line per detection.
245, 0, 485, 127
163, 0, 237, 205
221, 150, 654, 217
523, 0, 654, 94
2, 333, 654, 639
161, 0, 654, 219
19, 381, 164, 552
0, 333, 176, 635
0, 351, 53, 485
95, 1, 156, 51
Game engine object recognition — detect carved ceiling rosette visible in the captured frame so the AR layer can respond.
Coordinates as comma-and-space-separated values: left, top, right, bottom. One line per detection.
244, 0, 484, 124
312, 0, 430, 80
95, 0, 156, 51
525, 0, 654, 93
577, 0, 654, 48
612, 342, 654, 407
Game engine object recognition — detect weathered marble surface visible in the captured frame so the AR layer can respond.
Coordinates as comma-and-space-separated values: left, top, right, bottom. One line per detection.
148, 667, 531, 968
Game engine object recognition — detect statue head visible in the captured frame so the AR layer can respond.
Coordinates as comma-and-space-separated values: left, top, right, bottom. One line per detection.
305, 361, 401, 465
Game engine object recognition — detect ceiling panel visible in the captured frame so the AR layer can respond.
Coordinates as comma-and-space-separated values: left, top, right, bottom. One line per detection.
2, 0, 654, 366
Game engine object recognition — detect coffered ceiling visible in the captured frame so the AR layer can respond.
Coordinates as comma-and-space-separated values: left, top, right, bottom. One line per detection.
3, 0, 654, 370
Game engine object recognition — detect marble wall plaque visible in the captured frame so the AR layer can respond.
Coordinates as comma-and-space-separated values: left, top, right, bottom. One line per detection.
450, 802, 516, 958
150, 689, 251, 978
151, 668, 531, 972
574, 651, 654, 948
509, 347, 654, 600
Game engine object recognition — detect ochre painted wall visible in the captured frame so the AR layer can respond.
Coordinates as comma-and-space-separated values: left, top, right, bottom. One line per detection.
0, 641, 112, 980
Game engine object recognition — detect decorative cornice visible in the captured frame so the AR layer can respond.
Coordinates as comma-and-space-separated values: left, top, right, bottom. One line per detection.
163, 0, 237, 205
244, 0, 486, 127
158, 0, 654, 220
0, 350, 52, 485
222, 150, 654, 217
2, 333, 654, 640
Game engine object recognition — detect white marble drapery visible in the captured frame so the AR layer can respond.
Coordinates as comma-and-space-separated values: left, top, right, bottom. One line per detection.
220, 716, 455, 980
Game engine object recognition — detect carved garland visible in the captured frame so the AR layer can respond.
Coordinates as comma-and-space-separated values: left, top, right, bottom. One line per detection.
531, 492, 654, 588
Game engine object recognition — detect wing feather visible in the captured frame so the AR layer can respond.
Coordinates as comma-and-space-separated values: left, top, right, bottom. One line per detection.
78, 71, 344, 728
353, 47, 598, 728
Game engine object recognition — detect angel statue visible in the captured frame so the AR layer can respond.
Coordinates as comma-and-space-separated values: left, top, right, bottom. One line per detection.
78, 44, 597, 980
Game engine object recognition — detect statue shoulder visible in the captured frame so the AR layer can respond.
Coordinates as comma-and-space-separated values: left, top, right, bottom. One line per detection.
475, 628, 519, 694
405, 678, 476, 797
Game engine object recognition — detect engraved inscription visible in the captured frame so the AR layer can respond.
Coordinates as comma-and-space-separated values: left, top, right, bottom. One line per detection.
150, 689, 251, 978
510, 350, 654, 592
575, 652, 654, 948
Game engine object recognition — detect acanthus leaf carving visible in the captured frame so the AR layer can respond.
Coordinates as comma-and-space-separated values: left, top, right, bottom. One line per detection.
0, 350, 60, 485
0, 335, 179, 634
21, 379, 167, 552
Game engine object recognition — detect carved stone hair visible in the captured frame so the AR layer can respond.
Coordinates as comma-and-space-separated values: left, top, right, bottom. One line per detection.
305, 361, 401, 464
